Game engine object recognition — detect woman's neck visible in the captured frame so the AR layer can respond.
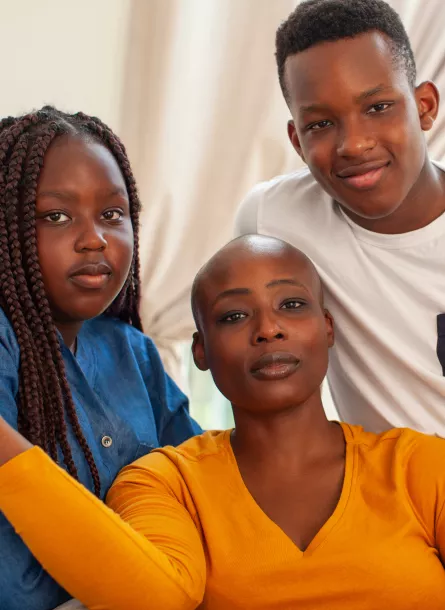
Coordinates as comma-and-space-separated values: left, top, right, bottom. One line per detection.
230, 392, 344, 470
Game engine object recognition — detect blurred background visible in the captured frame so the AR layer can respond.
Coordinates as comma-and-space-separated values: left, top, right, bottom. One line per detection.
1, 0, 444, 428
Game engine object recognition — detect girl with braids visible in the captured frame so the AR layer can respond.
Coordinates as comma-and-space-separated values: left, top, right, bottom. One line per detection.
0, 106, 201, 610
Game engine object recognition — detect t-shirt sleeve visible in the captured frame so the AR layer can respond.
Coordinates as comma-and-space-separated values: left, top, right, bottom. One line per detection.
404, 433, 445, 562
0, 446, 206, 610
233, 184, 263, 237
142, 337, 202, 444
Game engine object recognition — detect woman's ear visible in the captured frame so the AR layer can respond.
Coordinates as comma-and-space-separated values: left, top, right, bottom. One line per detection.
192, 331, 209, 371
324, 309, 335, 348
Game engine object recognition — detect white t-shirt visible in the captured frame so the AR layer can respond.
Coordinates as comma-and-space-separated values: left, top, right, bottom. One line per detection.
235, 164, 445, 435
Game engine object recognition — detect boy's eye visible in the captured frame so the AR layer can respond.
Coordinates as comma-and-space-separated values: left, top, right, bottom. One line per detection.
219, 312, 247, 324
43, 212, 70, 223
281, 300, 304, 310
368, 102, 392, 114
102, 209, 123, 221
306, 119, 332, 132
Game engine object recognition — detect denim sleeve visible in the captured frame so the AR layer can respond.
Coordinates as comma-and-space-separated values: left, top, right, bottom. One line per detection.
0, 319, 71, 610
141, 337, 202, 446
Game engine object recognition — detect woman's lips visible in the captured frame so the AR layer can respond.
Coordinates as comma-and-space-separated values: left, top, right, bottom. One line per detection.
250, 352, 300, 381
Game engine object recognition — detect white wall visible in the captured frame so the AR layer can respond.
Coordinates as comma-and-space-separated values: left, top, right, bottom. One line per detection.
0, 0, 130, 131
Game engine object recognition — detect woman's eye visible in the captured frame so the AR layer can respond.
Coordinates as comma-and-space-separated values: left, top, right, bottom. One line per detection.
307, 119, 332, 131
102, 209, 123, 221
219, 312, 247, 324
281, 300, 304, 310
43, 212, 70, 223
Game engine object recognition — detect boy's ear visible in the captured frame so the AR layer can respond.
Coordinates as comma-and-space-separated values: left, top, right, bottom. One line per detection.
288, 120, 306, 163
415, 81, 440, 132
192, 331, 209, 371
324, 309, 335, 348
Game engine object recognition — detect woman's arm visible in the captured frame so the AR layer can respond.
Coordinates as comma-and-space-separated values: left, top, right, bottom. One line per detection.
0, 417, 206, 610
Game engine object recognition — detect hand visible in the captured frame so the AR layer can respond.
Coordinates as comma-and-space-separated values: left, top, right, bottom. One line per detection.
0, 416, 32, 466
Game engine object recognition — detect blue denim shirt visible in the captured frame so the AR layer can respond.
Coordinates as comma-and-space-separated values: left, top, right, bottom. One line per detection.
0, 309, 201, 610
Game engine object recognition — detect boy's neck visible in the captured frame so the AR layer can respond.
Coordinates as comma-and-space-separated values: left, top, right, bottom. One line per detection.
340, 157, 445, 234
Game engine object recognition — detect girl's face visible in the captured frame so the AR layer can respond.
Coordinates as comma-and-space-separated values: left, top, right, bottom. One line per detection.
35, 135, 134, 326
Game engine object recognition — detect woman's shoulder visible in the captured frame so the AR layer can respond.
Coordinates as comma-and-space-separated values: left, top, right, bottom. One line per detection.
344, 422, 445, 460
114, 431, 229, 484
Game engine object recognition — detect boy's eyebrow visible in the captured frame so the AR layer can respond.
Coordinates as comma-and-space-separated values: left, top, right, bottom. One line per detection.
355, 84, 393, 102
299, 84, 393, 114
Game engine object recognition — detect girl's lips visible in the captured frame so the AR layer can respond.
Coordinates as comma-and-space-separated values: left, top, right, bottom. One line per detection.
69, 274, 111, 289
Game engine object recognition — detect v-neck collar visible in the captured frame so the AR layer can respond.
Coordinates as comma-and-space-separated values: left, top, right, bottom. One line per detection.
223, 422, 356, 557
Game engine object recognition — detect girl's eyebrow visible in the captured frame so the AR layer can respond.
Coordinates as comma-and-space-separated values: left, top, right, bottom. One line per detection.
37, 187, 129, 201
37, 190, 77, 201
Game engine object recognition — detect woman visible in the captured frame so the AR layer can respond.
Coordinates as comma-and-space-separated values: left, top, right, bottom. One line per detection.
0, 234, 444, 609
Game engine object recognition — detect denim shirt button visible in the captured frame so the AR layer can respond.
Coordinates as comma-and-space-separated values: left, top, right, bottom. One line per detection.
101, 435, 113, 448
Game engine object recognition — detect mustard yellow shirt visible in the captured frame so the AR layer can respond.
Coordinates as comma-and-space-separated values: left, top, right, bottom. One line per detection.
1, 423, 445, 609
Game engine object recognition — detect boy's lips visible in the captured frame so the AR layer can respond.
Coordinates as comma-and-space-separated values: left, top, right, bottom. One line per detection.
250, 351, 300, 381
336, 161, 389, 190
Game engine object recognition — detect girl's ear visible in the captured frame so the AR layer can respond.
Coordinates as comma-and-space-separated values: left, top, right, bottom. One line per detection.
192, 331, 209, 371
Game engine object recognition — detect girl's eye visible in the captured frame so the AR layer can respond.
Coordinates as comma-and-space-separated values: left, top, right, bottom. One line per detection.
43, 212, 70, 223
102, 209, 123, 221
281, 300, 304, 310
368, 102, 392, 114
307, 119, 332, 132
219, 312, 247, 324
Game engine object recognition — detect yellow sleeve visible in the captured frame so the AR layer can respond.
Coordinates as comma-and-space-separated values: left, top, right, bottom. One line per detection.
0, 446, 205, 610
404, 433, 445, 562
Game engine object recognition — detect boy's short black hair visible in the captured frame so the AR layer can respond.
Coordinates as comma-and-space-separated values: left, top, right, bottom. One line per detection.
276, 0, 416, 104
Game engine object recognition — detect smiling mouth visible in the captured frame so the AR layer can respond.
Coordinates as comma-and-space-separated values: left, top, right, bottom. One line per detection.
337, 162, 389, 190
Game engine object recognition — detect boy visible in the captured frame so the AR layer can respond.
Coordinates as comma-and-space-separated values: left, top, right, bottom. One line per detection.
236, 0, 445, 434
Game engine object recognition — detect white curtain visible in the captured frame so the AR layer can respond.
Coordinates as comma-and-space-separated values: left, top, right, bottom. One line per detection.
119, 0, 445, 422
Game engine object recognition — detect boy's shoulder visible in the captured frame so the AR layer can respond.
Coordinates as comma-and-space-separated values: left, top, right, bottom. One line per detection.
235, 167, 333, 236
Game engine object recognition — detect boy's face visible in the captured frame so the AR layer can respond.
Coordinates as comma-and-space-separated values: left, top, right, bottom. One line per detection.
192, 240, 334, 414
285, 31, 438, 224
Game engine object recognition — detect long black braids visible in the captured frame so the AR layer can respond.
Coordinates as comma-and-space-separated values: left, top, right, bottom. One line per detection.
0, 106, 143, 496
